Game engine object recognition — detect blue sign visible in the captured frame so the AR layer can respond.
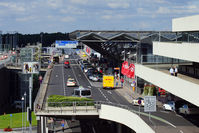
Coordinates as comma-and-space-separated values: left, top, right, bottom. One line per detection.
10, 114, 12, 117
55, 40, 78, 48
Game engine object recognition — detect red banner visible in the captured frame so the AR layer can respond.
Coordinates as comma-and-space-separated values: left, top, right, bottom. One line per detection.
127, 63, 135, 79
121, 61, 129, 75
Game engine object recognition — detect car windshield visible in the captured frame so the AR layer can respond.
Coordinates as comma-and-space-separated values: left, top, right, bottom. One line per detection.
137, 97, 143, 100
167, 101, 174, 105
81, 90, 91, 96
68, 80, 74, 82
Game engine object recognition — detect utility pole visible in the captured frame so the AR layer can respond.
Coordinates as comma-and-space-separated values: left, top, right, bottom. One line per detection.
29, 48, 33, 133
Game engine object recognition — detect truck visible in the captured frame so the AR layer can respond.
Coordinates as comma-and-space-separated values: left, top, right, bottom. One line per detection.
103, 75, 114, 89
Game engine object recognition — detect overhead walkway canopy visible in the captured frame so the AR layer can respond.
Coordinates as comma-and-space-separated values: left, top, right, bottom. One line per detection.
70, 30, 176, 63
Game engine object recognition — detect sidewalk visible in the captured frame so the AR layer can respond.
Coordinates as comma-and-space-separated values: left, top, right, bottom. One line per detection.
115, 79, 163, 107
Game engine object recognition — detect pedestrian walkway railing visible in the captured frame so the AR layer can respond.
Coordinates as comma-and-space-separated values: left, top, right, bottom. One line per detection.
36, 101, 138, 115
34, 64, 53, 113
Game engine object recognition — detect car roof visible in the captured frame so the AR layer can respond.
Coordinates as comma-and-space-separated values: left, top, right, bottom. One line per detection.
68, 78, 74, 80
74, 86, 90, 90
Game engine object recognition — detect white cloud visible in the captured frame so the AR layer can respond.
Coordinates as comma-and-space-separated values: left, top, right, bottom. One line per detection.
61, 16, 75, 22
157, 7, 170, 14
47, 0, 63, 9
107, 2, 130, 9
60, 6, 85, 15
0, 2, 25, 12
70, 0, 88, 5
16, 16, 36, 22
101, 15, 112, 20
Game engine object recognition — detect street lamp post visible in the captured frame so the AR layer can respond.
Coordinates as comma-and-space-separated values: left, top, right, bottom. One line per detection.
21, 96, 24, 133
24, 92, 27, 132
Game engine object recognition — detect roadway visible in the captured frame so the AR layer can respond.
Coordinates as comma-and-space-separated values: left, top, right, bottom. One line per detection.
45, 52, 199, 133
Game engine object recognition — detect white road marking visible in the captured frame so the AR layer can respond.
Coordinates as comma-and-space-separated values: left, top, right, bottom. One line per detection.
88, 86, 91, 88
176, 114, 183, 118
71, 66, 80, 86
107, 91, 112, 94
56, 75, 58, 77
180, 130, 183, 133
62, 64, 66, 96
160, 110, 169, 114
98, 88, 110, 102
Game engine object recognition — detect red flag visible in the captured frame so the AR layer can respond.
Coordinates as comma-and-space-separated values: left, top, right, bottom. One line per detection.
127, 63, 135, 79
121, 61, 129, 75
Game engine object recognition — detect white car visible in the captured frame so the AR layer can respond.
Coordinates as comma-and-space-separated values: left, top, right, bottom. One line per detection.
162, 101, 175, 111
67, 78, 77, 87
132, 97, 144, 106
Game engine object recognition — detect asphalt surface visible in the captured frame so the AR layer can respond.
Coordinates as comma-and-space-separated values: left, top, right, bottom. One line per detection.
45, 52, 199, 133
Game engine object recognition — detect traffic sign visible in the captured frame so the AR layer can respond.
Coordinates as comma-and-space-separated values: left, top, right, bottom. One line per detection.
144, 96, 156, 112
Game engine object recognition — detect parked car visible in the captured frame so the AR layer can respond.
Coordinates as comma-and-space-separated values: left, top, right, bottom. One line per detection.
84, 65, 93, 73
67, 78, 77, 87
73, 86, 92, 98
89, 73, 103, 82
132, 97, 144, 106
162, 101, 175, 111
178, 104, 199, 115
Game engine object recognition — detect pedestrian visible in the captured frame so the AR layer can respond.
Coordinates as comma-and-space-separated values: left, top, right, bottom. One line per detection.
120, 77, 124, 87
169, 66, 174, 76
116, 80, 118, 87
174, 66, 178, 77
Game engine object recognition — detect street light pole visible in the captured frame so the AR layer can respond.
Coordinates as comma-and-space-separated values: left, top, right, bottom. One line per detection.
21, 96, 24, 133
24, 92, 27, 132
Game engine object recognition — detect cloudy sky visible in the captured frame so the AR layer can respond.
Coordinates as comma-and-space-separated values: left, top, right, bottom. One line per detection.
0, 0, 199, 34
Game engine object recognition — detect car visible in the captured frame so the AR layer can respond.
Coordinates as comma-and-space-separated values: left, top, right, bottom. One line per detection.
67, 78, 77, 87
178, 104, 199, 115
162, 101, 175, 111
89, 73, 103, 82
132, 97, 144, 106
84, 66, 94, 73
64, 61, 70, 68
64, 54, 69, 59
73, 86, 92, 98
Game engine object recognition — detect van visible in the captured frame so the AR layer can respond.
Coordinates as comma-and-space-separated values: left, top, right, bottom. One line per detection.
73, 86, 92, 98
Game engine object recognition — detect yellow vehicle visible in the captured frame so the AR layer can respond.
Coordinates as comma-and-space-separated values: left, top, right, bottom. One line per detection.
103, 75, 114, 89
82, 52, 87, 57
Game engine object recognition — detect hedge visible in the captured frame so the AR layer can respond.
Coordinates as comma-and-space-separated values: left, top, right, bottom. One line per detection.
47, 95, 94, 107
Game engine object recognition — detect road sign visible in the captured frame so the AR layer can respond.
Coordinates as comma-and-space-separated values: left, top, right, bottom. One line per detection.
144, 96, 156, 112
55, 40, 78, 48
10, 114, 12, 117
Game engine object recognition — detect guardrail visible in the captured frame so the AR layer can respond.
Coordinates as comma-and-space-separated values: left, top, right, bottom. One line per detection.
34, 63, 53, 113
35, 101, 137, 115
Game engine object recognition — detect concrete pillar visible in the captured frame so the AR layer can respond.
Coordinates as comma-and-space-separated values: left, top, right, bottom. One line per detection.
117, 123, 122, 133
37, 116, 41, 133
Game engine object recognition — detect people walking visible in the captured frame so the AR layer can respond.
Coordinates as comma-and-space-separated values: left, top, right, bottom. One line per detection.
120, 77, 124, 88
174, 66, 178, 77
169, 66, 174, 76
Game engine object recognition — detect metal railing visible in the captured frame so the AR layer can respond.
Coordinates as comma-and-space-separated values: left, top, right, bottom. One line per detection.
34, 64, 53, 113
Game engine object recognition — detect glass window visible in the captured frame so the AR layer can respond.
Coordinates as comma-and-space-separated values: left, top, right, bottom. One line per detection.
81, 90, 91, 96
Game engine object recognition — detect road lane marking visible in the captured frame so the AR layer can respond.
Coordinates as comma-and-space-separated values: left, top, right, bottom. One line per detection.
88, 86, 91, 88
97, 88, 110, 102
62, 64, 66, 96
180, 130, 183, 133
160, 110, 169, 114
71, 65, 80, 86
107, 91, 112, 94
56, 75, 58, 77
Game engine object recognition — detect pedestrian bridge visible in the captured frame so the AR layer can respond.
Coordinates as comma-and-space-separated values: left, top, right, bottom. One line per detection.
35, 101, 155, 133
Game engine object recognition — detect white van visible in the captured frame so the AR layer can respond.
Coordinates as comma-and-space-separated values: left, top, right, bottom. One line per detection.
73, 86, 92, 98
